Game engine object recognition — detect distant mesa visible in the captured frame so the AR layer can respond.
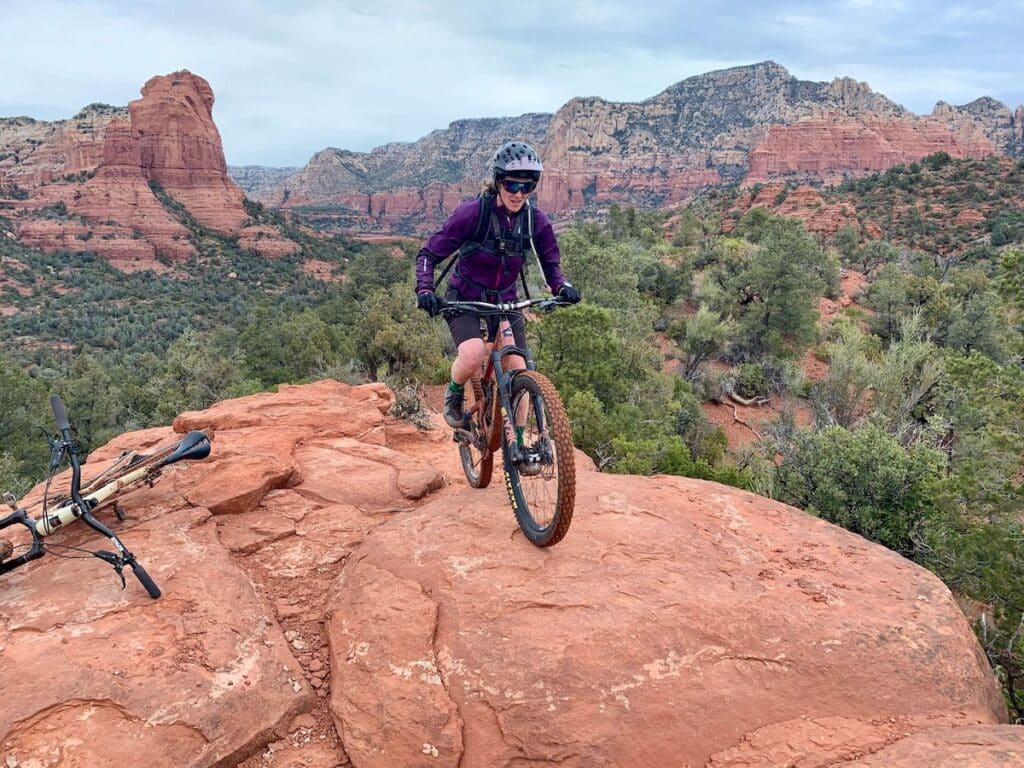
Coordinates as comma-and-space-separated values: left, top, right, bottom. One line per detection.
228, 61, 1022, 235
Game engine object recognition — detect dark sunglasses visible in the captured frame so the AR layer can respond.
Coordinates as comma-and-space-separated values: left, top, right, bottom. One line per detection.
499, 179, 536, 195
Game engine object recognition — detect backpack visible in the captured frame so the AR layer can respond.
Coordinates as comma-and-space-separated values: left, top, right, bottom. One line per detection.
432, 192, 542, 298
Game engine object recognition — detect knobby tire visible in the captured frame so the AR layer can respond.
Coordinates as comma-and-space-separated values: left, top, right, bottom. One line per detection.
503, 371, 575, 547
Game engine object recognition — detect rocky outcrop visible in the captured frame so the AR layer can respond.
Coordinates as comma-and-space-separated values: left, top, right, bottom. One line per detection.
130, 72, 249, 234
17, 117, 196, 265
932, 97, 1024, 157
258, 114, 550, 232
0, 104, 126, 188
266, 62, 1020, 235
229, 164, 300, 196
746, 113, 996, 184
2, 72, 298, 269
723, 183, 860, 237
0, 380, 1011, 766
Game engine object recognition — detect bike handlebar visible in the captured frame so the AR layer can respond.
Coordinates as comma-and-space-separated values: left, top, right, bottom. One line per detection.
438, 296, 571, 316
130, 559, 161, 598
50, 394, 70, 434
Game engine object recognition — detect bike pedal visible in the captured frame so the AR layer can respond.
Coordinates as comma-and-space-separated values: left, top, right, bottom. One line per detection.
114, 504, 127, 521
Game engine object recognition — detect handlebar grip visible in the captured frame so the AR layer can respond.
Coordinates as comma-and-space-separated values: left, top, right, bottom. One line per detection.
131, 560, 161, 599
50, 394, 70, 433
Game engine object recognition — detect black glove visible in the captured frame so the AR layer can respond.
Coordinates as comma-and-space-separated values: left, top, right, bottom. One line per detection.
557, 283, 581, 304
417, 291, 443, 317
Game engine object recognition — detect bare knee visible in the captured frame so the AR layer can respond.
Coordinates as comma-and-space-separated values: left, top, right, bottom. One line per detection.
452, 339, 486, 382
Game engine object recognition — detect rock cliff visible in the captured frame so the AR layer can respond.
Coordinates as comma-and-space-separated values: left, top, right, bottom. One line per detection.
745, 113, 996, 184
229, 164, 300, 195
0, 104, 126, 188
1, 72, 298, 269
257, 62, 1021, 234
0, 380, 1016, 767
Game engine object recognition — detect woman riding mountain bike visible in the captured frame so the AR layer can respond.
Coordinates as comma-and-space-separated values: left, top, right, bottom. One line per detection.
415, 140, 581, 436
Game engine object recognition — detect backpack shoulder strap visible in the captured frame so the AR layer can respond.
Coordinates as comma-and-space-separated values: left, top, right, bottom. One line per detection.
431, 194, 495, 291
467, 193, 494, 250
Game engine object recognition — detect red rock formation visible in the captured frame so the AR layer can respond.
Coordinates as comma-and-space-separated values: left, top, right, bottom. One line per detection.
5, 72, 299, 267
0, 379, 1011, 765
747, 113, 996, 183
130, 72, 247, 234
723, 183, 860, 237
0, 106, 125, 188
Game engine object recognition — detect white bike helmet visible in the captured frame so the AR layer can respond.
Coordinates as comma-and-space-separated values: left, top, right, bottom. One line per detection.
492, 141, 543, 181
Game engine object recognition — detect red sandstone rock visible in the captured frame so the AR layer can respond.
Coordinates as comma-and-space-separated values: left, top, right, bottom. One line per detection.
835, 724, 1024, 767
329, 470, 1005, 767
4, 72, 298, 269
0, 380, 1011, 766
724, 183, 860, 237
747, 113, 996, 184
130, 72, 247, 234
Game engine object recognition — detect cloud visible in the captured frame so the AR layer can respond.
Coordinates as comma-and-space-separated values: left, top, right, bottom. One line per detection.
2, 0, 1021, 166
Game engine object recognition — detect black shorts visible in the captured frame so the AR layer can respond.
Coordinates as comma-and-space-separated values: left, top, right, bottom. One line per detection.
444, 287, 528, 350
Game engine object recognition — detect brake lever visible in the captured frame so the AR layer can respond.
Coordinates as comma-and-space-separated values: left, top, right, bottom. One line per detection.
94, 550, 128, 590
47, 435, 65, 473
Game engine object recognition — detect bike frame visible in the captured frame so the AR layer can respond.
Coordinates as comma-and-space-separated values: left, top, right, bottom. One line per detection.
0, 395, 210, 596
445, 297, 556, 451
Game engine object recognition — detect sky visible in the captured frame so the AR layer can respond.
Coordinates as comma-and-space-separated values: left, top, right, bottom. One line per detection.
3, 0, 1023, 167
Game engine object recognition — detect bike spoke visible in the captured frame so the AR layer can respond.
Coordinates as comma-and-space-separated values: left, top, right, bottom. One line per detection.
504, 372, 575, 546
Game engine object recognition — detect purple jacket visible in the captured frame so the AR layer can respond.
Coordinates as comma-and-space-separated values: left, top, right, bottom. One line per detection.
415, 196, 565, 301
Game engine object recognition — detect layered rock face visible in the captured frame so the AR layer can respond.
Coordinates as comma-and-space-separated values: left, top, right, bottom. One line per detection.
0, 104, 126, 188
229, 164, 300, 195
262, 62, 1021, 235
746, 113, 997, 184
2, 72, 298, 268
1, 380, 1015, 766
130, 72, 248, 233
256, 114, 551, 232
17, 117, 196, 267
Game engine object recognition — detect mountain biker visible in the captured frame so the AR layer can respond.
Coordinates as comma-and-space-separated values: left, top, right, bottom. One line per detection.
415, 140, 581, 428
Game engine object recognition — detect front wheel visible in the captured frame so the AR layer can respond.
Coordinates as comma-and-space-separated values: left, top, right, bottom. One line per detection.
503, 371, 575, 546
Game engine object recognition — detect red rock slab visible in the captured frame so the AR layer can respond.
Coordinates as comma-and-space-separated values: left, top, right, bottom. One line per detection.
328, 564, 463, 768
706, 715, 1013, 766
184, 452, 299, 515
0, 507, 312, 767
327, 473, 1005, 767
245, 496, 380, 580
837, 724, 1024, 767
238, 224, 302, 258
292, 436, 444, 509
174, 380, 394, 435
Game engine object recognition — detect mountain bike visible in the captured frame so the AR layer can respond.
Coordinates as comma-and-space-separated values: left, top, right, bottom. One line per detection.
0, 394, 211, 598
439, 296, 575, 546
